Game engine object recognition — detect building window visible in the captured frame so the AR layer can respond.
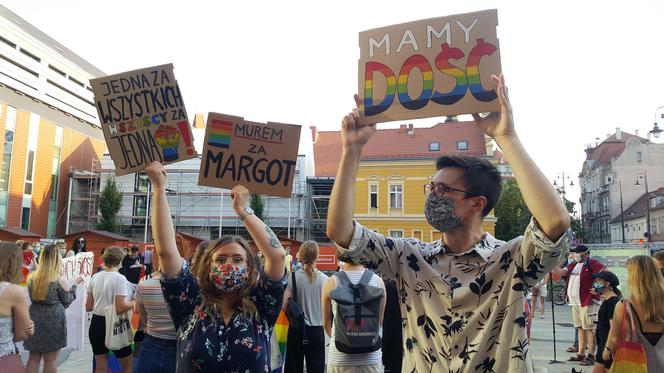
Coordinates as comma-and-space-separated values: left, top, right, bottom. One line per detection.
429, 142, 440, 151
413, 230, 422, 240
24, 150, 34, 195
389, 185, 402, 208
388, 230, 403, 238
47, 126, 64, 237
0, 106, 17, 226
457, 140, 468, 150
637, 152, 642, 162
370, 184, 378, 209
21, 207, 30, 230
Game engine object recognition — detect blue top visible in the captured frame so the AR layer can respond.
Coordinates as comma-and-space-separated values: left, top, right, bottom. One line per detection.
161, 263, 286, 373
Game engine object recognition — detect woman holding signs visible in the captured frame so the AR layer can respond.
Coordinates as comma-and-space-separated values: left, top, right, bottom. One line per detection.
144, 161, 287, 373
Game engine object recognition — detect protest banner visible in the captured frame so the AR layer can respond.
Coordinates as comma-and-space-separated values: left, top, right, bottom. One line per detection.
198, 113, 301, 197
17, 252, 94, 354
359, 9, 501, 123
90, 64, 197, 175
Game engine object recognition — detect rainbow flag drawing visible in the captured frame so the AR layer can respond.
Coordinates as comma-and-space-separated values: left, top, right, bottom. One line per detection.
271, 311, 289, 373
208, 119, 233, 148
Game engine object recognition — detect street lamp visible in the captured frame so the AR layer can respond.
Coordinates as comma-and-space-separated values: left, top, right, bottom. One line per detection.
651, 106, 664, 139
635, 171, 653, 243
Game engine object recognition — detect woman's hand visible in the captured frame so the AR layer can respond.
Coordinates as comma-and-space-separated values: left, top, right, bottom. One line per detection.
231, 185, 250, 215
74, 275, 84, 286
144, 161, 168, 189
602, 348, 611, 362
341, 94, 377, 152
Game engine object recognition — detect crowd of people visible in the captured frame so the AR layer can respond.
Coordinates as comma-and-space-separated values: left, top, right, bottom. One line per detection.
0, 75, 662, 373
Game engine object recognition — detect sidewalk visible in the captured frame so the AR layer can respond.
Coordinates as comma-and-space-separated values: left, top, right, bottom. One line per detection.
43, 301, 589, 373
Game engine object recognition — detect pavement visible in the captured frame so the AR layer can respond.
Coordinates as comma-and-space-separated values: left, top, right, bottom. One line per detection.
24, 300, 592, 373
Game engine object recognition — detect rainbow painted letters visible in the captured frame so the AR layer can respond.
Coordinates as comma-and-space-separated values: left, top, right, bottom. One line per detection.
359, 10, 502, 122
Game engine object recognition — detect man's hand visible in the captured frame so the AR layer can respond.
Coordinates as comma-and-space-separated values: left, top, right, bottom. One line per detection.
341, 94, 377, 152
471, 74, 515, 141
144, 161, 168, 189
231, 185, 250, 215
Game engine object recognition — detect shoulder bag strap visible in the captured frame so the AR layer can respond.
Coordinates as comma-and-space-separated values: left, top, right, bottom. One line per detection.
358, 269, 374, 287
334, 271, 352, 287
291, 271, 297, 302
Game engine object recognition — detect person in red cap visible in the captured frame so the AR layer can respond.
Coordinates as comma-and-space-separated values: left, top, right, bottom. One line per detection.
553, 244, 605, 366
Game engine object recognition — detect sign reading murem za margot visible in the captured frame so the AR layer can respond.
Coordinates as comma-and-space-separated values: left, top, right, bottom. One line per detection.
359, 9, 502, 123
91, 64, 197, 175
198, 113, 301, 198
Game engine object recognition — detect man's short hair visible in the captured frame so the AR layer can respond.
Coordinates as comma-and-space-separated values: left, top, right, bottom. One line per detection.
436, 155, 502, 216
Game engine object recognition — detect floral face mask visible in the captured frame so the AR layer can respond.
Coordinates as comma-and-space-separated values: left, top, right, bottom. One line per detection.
209, 263, 248, 293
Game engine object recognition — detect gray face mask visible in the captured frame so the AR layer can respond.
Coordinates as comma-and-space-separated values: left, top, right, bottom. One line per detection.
424, 193, 462, 233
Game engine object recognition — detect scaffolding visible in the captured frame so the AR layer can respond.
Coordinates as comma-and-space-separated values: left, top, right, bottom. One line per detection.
67, 156, 310, 242
305, 177, 334, 243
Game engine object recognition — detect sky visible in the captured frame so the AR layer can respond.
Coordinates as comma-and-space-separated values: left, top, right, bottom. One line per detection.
3, 0, 664, 209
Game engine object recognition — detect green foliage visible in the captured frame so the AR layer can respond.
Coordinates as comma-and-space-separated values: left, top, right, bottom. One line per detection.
494, 180, 532, 241
250, 193, 266, 222
97, 177, 123, 233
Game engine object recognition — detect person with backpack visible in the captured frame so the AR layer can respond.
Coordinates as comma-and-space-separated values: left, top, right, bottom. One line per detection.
282, 241, 328, 373
322, 253, 386, 373
326, 75, 572, 372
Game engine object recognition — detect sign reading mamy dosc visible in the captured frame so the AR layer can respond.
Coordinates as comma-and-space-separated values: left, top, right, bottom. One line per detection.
198, 113, 301, 198
359, 9, 502, 123
91, 64, 197, 176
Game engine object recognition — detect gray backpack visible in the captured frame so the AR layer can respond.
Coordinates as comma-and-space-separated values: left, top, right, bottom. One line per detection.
329, 270, 384, 354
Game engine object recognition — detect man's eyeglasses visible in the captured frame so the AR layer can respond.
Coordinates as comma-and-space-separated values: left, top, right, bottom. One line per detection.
424, 182, 475, 197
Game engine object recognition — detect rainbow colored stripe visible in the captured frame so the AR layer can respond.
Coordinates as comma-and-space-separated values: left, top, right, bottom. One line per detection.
271, 311, 289, 373
431, 43, 468, 105
397, 54, 433, 110
208, 119, 233, 149
364, 61, 396, 116
467, 38, 497, 102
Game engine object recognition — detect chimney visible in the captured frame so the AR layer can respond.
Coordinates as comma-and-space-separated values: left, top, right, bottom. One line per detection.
615, 127, 621, 140
399, 124, 407, 133
407, 123, 414, 136
193, 113, 205, 129
309, 126, 318, 143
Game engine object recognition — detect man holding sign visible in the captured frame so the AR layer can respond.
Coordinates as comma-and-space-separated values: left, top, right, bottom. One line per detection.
327, 74, 571, 372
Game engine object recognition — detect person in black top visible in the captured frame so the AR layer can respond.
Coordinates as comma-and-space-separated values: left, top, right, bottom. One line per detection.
120, 245, 143, 284
381, 278, 402, 373
588, 271, 621, 371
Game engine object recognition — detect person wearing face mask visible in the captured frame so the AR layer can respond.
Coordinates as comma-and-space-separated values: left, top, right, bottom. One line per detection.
588, 271, 621, 372
327, 75, 572, 372
66, 236, 87, 258
553, 245, 605, 366
144, 162, 287, 373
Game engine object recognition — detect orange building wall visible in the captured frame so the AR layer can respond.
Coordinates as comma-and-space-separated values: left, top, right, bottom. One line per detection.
6, 109, 29, 227
0, 101, 106, 236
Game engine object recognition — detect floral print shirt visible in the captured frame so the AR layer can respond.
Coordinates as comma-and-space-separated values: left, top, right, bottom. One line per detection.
161, 263, 287, 373
336, 218, 571, 373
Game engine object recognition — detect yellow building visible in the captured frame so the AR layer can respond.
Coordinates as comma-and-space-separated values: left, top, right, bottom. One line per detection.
312, 122, 510, 242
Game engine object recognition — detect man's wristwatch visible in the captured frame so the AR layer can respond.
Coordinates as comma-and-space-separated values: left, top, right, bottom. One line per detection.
238, 206, 254, 221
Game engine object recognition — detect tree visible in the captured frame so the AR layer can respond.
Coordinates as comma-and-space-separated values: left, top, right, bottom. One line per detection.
494, 180, 532, 241
97, 177, 123, 233
250, 193, 266, 222
560, 194, 589, 243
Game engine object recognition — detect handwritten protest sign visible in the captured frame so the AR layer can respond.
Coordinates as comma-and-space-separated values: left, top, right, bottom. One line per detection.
91, 64, 197, 175
359, 9, 501, 123
198, 113, 301, 197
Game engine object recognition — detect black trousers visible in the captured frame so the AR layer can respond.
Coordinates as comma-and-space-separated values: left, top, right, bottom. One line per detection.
284, 325, 325, 373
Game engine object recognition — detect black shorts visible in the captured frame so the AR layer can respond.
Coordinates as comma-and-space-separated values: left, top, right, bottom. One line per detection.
89, 314, 133, 358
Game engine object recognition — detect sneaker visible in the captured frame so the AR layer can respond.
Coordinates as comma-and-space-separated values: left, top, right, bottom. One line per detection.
580, 354, 595, 366
540, 315, 545, 319
566, 346, 579, 353
567, 354, 586, 362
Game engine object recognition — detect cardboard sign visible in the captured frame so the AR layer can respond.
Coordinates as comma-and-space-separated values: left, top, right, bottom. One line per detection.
359, 9, 501, 123
91, 64, 197, 175
198, 113, 301, 197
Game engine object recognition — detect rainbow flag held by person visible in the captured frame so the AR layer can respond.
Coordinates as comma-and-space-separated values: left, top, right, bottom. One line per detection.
271, 311, 289, 373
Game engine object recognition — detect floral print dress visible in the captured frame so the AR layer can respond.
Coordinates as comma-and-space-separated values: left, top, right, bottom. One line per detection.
161, 264, 286, 373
